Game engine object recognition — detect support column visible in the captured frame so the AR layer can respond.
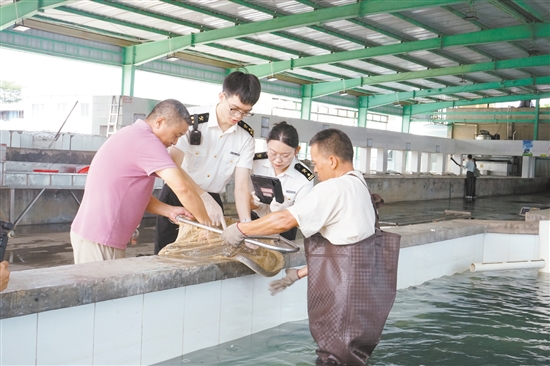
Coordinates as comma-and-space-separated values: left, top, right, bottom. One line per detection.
534, 99, 540, 140
522, 156, 535, 178
358, 96, 367, 127
394, 150, 406, 173
301, 84, 313, 120
121, 64, 135, 97
402, 105, 412, 133
409, 151, 421, 173
357, 147, 370, 174
376, 147, 386, 173
433, 153, 444, 174
420, 152, 431, 173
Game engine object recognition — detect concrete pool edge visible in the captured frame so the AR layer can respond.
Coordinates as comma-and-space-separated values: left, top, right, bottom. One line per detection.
1, 215, 547, 320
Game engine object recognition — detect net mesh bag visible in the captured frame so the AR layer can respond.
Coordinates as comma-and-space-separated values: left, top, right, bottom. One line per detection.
158, 217, 285, 277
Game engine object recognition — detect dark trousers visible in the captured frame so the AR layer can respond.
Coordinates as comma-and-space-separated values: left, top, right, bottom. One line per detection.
465, 171, 475, 198
154, 184, 223, 254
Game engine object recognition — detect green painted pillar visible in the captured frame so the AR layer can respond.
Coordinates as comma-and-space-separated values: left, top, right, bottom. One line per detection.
402, 105, 412, 133
301, 84, 312, 120
534, 99, 540, 140
121, 64, 135, 97
358, 96, 367, 127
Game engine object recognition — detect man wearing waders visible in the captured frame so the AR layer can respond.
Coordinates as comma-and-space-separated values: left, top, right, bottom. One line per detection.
464, 154, 476, 199
222, 128, 400, 365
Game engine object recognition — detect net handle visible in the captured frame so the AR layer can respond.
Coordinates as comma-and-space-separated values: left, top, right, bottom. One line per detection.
176, 217, 299, 253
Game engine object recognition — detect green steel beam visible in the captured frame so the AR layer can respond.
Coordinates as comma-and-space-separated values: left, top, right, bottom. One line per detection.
512, 0, 544, 21
438, 110, 550, 116
306, 55, 549, 98
488, 0, 537, 24
91, 0, 207, 31
0, 28, 121, 65
32, 14, 143, 42
441, 5, 532, 56
57, 6, 172, 36
0, 0, 74, 31
361, 76, 550, 108
442, 119, 549, 124
229, 0, 464, 97
236, 24, 549, 78
124, 0, 463, 65
411, 92, 550, 115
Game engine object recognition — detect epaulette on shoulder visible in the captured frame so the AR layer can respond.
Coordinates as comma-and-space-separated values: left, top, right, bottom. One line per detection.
189, 112, 209, 124
295, 162, 315, 181
238, 120, 254, 137
254, 152, 268, 160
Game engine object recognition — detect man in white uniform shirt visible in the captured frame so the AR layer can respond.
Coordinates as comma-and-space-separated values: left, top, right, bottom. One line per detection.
155, 71, 261, 254
222, 128, 399, 365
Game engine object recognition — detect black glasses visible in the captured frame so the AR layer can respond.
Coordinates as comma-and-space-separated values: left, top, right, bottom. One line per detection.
224, 93, 254, 118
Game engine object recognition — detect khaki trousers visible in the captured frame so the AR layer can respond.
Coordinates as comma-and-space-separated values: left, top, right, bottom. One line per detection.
70, 231, 126, 264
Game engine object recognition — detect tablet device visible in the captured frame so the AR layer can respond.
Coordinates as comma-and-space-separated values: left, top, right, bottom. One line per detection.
251, 174, 284, 204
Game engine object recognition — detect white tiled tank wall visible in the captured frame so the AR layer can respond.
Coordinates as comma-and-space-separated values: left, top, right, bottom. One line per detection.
0, 232, 541, 365
0, 273, 308, 366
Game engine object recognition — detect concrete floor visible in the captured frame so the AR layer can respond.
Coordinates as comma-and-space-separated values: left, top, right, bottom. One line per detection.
4, 192, 549, 272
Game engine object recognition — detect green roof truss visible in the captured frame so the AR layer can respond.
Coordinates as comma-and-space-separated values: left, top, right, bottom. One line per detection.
0, 0, 74, 31
361, 76, 550, 109
122, 0, 463, 65
304, 54, 549, 98
411, 92, 550, 115
237, 24, 549, 78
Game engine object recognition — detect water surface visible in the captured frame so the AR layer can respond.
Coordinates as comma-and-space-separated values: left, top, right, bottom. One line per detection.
158, 270, 550, 365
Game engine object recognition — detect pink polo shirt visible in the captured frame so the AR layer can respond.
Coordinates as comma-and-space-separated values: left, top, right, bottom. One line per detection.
71, 120, 176, 249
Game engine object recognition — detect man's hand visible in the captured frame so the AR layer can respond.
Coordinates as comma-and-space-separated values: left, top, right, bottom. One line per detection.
221, 223, 246, 247
0, 261, 10, 292
201, 192, 226, 229
268, 268, 300, 296
269, 195, 293, 212
168, 206, 195, 224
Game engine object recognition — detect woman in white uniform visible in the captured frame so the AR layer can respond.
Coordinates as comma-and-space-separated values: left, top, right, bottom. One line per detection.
251, 121, 314, 240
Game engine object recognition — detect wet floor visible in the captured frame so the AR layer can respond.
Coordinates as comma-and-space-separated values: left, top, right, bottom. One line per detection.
3, 192, 549, 272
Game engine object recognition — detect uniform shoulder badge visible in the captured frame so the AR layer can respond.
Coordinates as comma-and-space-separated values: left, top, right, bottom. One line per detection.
189, 112, 209, 124
295, 162, 315, 181
254, 152, 268, 160
238, 120, 254, 137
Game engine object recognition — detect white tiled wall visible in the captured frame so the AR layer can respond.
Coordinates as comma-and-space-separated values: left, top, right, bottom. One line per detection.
0, 232, 539, 365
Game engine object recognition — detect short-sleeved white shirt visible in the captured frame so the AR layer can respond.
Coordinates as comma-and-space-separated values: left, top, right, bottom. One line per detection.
465, 160, 475, 172
252, 155, 314, 217
174, 105, 255, 193
287, 170, 376, 244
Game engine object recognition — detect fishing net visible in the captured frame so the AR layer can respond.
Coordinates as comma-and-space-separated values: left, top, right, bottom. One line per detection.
158, 217, 285, 277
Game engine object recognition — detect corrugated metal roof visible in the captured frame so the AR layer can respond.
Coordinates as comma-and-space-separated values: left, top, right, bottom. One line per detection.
1, 0, 548, 107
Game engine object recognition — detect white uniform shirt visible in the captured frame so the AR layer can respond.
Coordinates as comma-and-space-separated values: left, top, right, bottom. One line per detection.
252, 155, 314, 217
287, 170, 376, 244
175, 105, 255, 193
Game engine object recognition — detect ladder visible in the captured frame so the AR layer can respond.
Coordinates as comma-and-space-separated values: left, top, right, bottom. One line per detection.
106, 96, 122, 137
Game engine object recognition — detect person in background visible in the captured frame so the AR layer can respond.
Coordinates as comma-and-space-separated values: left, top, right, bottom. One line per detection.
155, 71, 261, 254
222, 129, 398, 365
251, 121, 314, 240
463, 154, 476, 199
0, 261, 9, 292
71, 99, 212, 264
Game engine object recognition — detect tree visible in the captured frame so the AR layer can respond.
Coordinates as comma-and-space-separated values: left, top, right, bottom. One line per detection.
0, 80, 23, 104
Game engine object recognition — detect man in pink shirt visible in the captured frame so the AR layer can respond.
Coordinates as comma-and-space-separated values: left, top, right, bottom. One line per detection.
71, 99, 212, 264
